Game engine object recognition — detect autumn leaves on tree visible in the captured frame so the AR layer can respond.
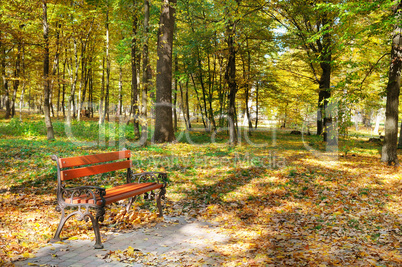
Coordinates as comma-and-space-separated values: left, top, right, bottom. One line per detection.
0, 0, 402, 162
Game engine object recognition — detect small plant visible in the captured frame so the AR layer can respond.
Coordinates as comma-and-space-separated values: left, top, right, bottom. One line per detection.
289, 169, 297, 177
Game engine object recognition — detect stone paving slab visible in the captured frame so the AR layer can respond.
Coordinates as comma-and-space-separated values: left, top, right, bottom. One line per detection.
15, 217, 229, 266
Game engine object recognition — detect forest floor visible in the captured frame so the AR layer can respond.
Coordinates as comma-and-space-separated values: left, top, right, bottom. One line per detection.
0, 114, 401, 266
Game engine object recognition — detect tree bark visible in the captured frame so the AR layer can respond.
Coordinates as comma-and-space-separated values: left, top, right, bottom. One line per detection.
104, 9, 110, 122
316, 15, 332, 143
1, 34, 11, 119
19, 44, 26, 121
141, 0, 150, 146
255, 80, 259, 129
99, 56, 105, 124
382, 1, 402, 166
173, 56, 178, 131
185, 78, 191, 129
11, 42, 21, 118
67, 39, 79, 126
153, 0, 177, 143
118, 65, 123, 116
42, 0, 55, 140
130, 6, 140, 136
225, 20, 237, 145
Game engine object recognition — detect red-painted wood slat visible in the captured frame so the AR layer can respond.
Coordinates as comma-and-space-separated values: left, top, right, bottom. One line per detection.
58, 150, 131, 168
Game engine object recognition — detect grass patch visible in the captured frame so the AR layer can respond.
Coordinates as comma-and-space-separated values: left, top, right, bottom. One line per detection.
0, 115, 400, 265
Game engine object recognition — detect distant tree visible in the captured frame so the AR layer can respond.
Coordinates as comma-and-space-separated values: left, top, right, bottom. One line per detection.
42, 0, 55, 140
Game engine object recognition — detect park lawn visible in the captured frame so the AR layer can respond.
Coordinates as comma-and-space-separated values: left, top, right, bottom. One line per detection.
0, 118, 402, 266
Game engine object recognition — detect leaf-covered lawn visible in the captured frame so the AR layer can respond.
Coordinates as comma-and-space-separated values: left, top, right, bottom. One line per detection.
0, 120, 401, 266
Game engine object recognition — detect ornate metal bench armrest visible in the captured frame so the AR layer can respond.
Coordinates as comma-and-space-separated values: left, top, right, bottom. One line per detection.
61, 186, 106, 206
130, 172, 169, 187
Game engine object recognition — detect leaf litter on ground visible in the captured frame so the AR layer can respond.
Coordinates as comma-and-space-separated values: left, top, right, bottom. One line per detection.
0, 129, 402, 266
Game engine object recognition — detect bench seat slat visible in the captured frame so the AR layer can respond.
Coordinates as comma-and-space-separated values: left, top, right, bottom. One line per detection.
64, 182, 163, 205
60, 160, 132, 181
58, 150, 131, 168
103, 183, 163, 205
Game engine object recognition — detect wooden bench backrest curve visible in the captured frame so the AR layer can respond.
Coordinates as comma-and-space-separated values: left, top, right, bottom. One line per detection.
50, 150, 167, 249
56, 150, 131, 181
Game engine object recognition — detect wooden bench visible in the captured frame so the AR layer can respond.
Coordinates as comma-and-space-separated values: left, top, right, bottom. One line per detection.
50, 150, 167, 249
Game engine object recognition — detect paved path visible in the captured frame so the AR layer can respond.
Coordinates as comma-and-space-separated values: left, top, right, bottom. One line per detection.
15, 217, 228, 266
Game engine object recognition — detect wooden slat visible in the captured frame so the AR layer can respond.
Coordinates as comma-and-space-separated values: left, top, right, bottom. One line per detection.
58, 150, 131, 168
104, 183, 156, 197
60, 160, 132, 181
103, 183, 163, 205
63, 182, 163, 205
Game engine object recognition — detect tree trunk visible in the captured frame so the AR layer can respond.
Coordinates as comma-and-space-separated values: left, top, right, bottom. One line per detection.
255, 80, 259, 129
225, 20, 237, 145
62, 54, 66, 118
1, 38, 11, 119
242, 46, 253, 131
118, 65, 123, 116
19, 44, 26, 121
153, 0, 176, 143
104, 9, 110, 122
141, 0, 150, 146
42, 0, 55, 140
316, 14, 334, 145
190, 73, 206, 128
10, 41, 22, 118
185, 78, 191, 129
317, 63, 330, 139
207, 52, 217, 131
89, 66, 94, 118
173, 56, 178, 131
99, 56, 105, 124
67, 39, 79, 126
77, 43, 85, 121
382, 1, 402, 166
130, 7, 140, 136
179, 81, 189, 130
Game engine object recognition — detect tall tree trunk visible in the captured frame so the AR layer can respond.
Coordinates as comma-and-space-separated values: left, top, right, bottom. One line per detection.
218, 56, 225, 127
87, 65, 92, 118
11, 42, 22, 118
104, 9, 110, 122
141, 0, 150, 145
225, 19, 237, 145
242, 45, 253, 131
52, 22, 60, 119
19, 44, 26, 121
196, 48, 209, 130
99, 56, 105, 124
118, 65, 123, 116
1, 37, 11, 119
67, 39, 79, 125
179, 81, 189, 130
382, 1, 402, 166
153, 0, 177, 143
77, 40, 87, 121
42, 0, 55, 140
255, 80, 259, 129
316, 14, 334, 146
317, 64, 331, 139
62, 57, 66, 118
208, 51, 217, 131
185, 78, 191, 129
130, 7, 140, 136
173, 56, 178, 131
190, 73, 206, 128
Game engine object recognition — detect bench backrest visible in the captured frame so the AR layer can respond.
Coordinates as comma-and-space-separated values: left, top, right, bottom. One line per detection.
55, 150, 132, 181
